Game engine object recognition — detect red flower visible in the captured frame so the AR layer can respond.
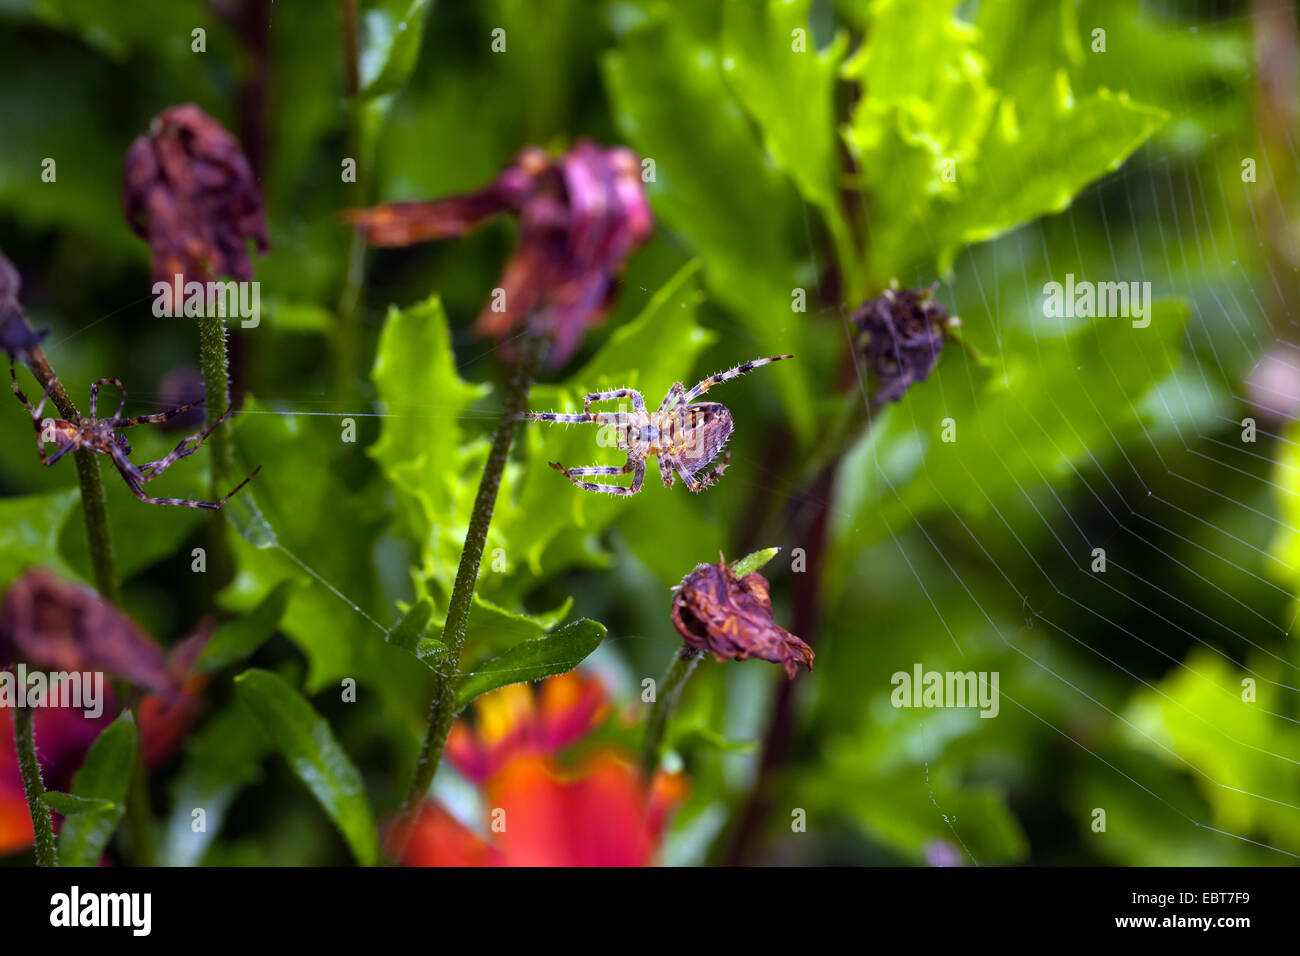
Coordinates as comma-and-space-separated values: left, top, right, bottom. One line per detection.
445, 670, 607, 782
346, 139, 653, 365
396, 672, 686, 867
0, 569, 210, 856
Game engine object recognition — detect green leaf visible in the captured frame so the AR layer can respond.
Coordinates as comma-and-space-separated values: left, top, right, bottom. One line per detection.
1123, 650, 1300, 854
197, 580, 294, 672
369, 293, 489, 595
158, 703, 269, 867
13, 0, 225, 60
233, 669, 379, 866
730, 546, 780, 578
843, 0, 1166, 280
0, 488, 79, 588
455, 618, 606, 711
357, 0, 434, 101
721, 0, 857, 292
386, 597, 434, 652
41, 791, 115, 816
459, 593, 572, 658
58, 711, 136, 867
605, 14, 814, 437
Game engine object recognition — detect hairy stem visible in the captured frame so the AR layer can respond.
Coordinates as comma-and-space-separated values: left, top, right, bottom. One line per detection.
403, 343, 543, 812
197, 314, 233, 489
641, 646, 702, 777
13, 704, 57, 866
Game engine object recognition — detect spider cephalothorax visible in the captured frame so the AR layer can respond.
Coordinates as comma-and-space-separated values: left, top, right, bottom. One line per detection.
11, 365, 259, 509
521, 355, 791, 495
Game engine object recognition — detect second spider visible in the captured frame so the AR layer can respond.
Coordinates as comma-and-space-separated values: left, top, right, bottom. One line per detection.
11, 366, 260, 509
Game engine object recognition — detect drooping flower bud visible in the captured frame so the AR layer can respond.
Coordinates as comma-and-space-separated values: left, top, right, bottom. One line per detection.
123, 103, 270, 285
850, 284, 953, 403
0, 252, 47, 362
671, 561, 814, 679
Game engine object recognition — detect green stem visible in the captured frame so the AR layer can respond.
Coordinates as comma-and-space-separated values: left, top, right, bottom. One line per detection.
72, 450, 120, 604
197, 313, 232, 489
403, 343, 542, 812
13, 704, 57, 866
641, 646, 702, 777
335, 0, 366, 397
113, 680, 155, 867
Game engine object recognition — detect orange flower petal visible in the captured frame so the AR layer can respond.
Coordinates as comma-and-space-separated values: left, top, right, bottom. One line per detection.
486, 751, 676, 867
397, 803, 502, 867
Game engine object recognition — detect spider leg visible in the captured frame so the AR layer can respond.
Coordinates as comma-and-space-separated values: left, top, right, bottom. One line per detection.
42, 430, 85, 467
691, 449, 731, 491
113, 397, 206, 429
89, 377, 127, 420
136, 408, 236, 479
11, 364, 51, 420
583, 388, 646, 415
658, 454, 676, 489
656, 382, 687, 414
673, 461, 703, 493
520, 410, 631, 425
112, 444, 261, 509
682, 354, 793, 403
548, 457, 642, 495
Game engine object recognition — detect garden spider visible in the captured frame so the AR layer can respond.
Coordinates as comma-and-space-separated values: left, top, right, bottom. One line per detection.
11, 365, 260, 509
521, 355, 791, 495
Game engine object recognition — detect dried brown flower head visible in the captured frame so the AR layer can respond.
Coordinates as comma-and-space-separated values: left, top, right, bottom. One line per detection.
346, 139, 653, 366
123, 103, 270, 284
671, 561, 814, 679
0, 569, 177, 694
850, 284, 952, 403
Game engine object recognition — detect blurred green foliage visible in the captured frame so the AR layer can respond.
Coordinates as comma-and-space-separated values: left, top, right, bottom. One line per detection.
1, 0, 1295, 867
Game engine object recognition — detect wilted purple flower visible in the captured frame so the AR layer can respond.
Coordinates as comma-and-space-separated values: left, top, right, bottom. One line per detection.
670, 561, 814, 679
346, 139, 653, 365
123, 103, 270, 284
850, 284, 953, 403
0, 252, 47, 362
0, 569, 175, 694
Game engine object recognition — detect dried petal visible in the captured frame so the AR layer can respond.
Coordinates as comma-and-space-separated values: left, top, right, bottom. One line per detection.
671, 562, 814, 679
347, 139, 652, 366
850, 285, 952, 403
0, 569, 172, 693
123, 103, 269, 284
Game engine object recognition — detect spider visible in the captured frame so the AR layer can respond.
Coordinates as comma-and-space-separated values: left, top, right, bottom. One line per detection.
11, 365, 260, 509
521, 354, 791, 495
